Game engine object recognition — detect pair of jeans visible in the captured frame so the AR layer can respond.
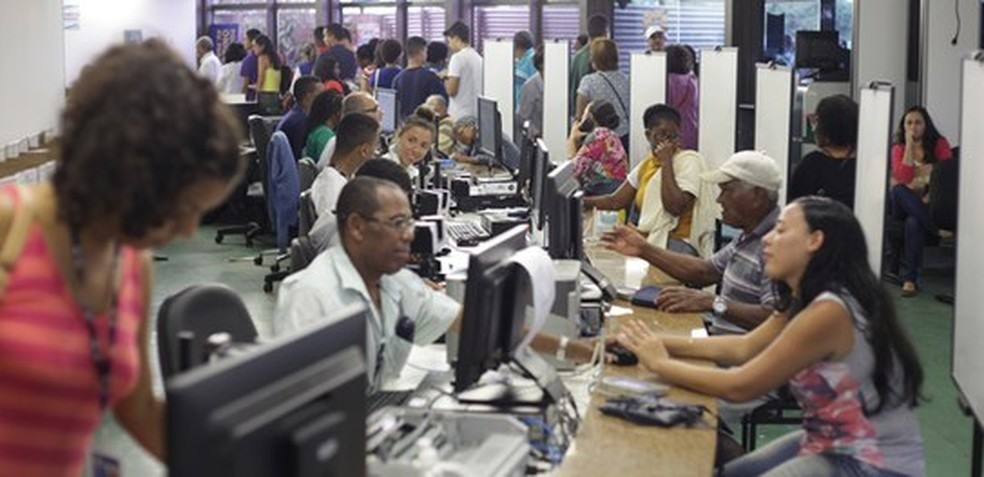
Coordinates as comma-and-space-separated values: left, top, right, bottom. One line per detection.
721, 431, 903, 476
889, 184, 937, 283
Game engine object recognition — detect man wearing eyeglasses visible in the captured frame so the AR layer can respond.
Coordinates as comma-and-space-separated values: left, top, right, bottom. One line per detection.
275, 176, 596, 391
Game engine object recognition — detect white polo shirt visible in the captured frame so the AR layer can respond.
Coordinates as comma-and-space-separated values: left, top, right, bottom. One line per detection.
275, 246, 459, 390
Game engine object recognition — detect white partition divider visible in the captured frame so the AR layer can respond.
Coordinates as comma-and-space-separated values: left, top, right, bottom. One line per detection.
698, 48, 738, 170
482, 39, 515, 142
753, 63, 793, 203
543, 40, 570, 163
953, 53, 984, 425
629, 52, 666, 168
854, 82, 894, 275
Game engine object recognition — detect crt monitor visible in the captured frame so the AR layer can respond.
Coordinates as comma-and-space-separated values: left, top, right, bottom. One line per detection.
545, 160, 584, 260
477, 96, 503, 163
166, 304, 370, 477
530, 138, 554, 231
377, 88, 399, 134
454, 225, 530, 393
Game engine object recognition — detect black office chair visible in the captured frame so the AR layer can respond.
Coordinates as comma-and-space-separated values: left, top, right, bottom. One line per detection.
297, 157, 319, 194
156, 283, 259, 379
215, 115, 278, 247
740, 387, 802, 451
287, 191, 320, 275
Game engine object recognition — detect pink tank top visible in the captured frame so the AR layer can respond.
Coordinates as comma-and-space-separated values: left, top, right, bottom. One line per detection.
0, 186, 145, 476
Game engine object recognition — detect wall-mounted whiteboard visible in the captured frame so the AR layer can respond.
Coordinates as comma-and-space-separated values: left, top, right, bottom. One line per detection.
543, 40, 569, 163
482, 39, 514, 141
754, 63, 793, 203
854, 83, 894, 275
630, 53, 666, 168
953, 55, 984, 425
698, 48, 738, 170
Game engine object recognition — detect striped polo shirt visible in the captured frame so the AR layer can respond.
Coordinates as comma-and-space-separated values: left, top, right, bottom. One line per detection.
708, 206, 779, 334
0, 187, 144, 476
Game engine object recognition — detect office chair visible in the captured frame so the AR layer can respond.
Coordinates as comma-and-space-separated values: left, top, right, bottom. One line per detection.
287, 191, 320, 275
155, 283, 259, 379
740, 387, 802, 451
215, 115, 278, 247
257, 132, 299, 292
257, 157, 317, 268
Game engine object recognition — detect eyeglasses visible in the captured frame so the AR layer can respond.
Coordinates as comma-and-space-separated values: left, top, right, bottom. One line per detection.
364, 105, 380, 114
365, 215, 416, 233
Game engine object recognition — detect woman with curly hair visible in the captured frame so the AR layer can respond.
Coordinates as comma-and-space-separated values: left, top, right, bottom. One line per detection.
0, 40, 243, 475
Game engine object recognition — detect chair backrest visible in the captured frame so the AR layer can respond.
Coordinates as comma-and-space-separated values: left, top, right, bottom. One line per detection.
155, 283, 258, 379
298, 157, 319, 192
298, 190, 318, 237
289, 236, 319, 274
267, 131, 301, 251
248, 115, 278, 192
930, 155, 958, 231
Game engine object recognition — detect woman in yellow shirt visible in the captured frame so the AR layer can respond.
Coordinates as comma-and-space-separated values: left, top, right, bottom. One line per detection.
252, 34, 282, 94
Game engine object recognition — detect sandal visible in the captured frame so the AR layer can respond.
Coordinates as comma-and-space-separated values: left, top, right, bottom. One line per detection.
901, 281, 919, 298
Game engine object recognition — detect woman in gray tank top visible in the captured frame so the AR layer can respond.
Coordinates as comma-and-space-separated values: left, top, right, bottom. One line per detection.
618, 196, 924, 476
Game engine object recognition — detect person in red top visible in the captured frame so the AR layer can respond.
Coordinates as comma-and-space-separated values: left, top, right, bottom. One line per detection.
0, 40, 243, 476
888, 106, 953, 297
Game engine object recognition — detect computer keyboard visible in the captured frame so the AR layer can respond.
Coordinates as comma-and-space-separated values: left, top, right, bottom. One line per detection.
367, 390, 413, 415
446, 221, 489, 245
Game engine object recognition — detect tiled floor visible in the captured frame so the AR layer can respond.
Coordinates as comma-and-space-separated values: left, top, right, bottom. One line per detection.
88, 227, 973, 475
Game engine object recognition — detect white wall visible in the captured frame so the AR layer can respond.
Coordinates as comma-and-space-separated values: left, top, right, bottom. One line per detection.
853, 0, 908, 127
63, 0, 196, 87
0, 0, 65, 148
923, 0, 981, 145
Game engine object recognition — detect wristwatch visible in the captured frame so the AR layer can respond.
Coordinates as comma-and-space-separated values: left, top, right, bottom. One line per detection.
712, 295, 728, 317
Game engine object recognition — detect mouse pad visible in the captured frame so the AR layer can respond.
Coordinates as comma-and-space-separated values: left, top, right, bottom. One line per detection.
630, 286, 662, 308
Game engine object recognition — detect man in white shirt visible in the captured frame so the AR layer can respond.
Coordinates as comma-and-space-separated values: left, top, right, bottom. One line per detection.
276, 177, 595, 390
308, 113, 380, 252
443, 21, 483, 120
195, 36, 222, 85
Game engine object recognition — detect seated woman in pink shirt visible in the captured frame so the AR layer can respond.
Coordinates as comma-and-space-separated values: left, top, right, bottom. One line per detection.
889, 106, 952, 297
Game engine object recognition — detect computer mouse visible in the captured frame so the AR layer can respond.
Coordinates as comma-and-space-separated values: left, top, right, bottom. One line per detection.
605, 343, 639, 366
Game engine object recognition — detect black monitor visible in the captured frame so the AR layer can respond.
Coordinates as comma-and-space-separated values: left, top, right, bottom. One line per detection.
517, 121, 538, 198
545, 160, 584, 260
477, 96, 503, 161
454, 225, 529, 394
377, 88, 399, 134
530, 138, 554, 231
795, 30, 843, 70
166, 304, 369, 477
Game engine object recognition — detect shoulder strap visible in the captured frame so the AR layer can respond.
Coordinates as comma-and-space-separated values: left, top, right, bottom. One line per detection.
0, 186, 36, 296
598, 72, 629, 120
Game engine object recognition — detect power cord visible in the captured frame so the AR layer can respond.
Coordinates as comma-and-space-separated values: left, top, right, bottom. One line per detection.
951, 0, 961, 45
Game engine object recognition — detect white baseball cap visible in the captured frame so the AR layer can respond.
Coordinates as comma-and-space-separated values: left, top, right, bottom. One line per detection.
644, 25, 665, 40
701, 151, 783, 192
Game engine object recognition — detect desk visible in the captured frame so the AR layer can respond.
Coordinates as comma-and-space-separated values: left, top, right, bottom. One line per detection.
554, 247, 718, 477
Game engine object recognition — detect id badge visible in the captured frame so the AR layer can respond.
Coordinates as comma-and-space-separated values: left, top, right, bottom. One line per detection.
91, 452, 121, 477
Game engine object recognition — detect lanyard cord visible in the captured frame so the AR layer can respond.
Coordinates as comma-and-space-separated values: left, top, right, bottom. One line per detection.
70, 228, 121, 410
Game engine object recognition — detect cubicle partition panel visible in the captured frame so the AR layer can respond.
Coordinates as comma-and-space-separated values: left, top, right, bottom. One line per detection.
753, 63, 793, 204
854, 83, 894, 276
543, 40, 569, 163
953, 54, 984, 428
482, 39, 515, 142
629, 52, 666, 169
698, 48, 738, 170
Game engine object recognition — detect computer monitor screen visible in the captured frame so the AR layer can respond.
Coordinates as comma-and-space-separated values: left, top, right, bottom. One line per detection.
530, 139, 554, 231
795, 30, 842, 70
477, 96, 502, 160
166, 304, 369, 477
517, 121, 537, 197
545, 160, 584, 260
377, 88, 399, 134
454, 225, 530, 393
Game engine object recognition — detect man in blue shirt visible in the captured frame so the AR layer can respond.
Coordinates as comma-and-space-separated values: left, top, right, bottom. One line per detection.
276, 76, 323, 159
239, 28, 262, 100
314, 23, 358, 82
393, 36, 447, 121
513, 31, 536, 106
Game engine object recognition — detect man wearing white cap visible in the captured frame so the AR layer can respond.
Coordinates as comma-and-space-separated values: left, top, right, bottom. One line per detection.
601, 150, 782, 335
645, 25, 667, 53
